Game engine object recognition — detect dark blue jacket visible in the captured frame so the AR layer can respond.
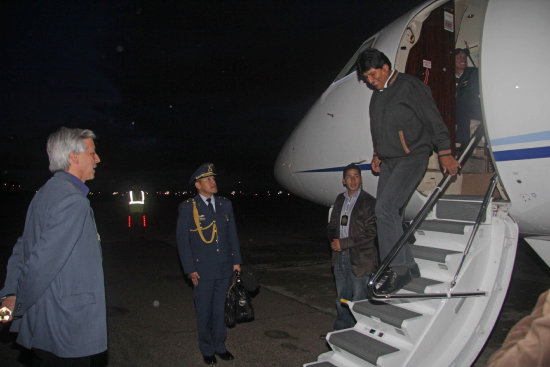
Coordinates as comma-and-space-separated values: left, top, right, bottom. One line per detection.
176, 195, 242, 279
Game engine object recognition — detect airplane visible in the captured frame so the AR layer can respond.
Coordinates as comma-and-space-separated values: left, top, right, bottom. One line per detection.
274, 0, 550, 366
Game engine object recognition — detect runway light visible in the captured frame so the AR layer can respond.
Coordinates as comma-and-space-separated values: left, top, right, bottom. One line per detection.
129, 191, 145, 204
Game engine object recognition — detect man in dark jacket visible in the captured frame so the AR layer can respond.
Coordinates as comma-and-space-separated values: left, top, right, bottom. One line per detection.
455, 48, 482, 146
356, 48, 460, 294
176, 163, 242, 365
327, 163, 377, 330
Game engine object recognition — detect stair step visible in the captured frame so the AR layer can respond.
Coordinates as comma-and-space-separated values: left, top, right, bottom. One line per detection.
419, 220, 469, 234
329, 329, 399, 365
440, 194, 484, 201
352, 300, 422, 328
304, 362, 338, 367
436, 195, 484, 221
411, 245, 461, 263
403, 277, 442, 293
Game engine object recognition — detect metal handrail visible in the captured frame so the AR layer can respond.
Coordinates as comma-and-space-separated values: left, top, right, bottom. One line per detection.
450, 174, 498, 289
367, 125, 490, 299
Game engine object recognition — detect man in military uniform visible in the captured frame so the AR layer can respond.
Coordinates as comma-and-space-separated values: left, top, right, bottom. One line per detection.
455, 48, 482, 147
176, 163, 242, 365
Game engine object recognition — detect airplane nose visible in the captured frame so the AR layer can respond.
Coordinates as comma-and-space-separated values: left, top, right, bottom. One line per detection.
274, 142, 293, 191
274, 136, 306, 199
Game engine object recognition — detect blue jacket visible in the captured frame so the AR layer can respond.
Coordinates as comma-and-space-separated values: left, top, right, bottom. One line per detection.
0, 172, 107, 357
176, 195, 242, 279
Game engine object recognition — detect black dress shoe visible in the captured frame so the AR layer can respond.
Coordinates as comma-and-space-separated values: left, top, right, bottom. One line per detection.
376, 268, 412, 294
374, 267, 394, 290
203, 355, 217, 365
216, 351, 234, 361
409, 263, 421, 278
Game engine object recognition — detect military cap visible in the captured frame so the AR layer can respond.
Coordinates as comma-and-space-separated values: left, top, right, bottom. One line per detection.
190, 162, 216, 184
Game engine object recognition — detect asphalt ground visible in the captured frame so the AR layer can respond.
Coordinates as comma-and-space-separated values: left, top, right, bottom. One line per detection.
1, 192, 549, 366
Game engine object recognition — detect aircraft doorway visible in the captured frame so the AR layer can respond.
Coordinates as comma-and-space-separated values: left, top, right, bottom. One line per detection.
395, 0, 499, 198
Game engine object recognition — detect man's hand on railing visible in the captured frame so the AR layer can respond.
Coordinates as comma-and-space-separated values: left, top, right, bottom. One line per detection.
438, 150, 461, 176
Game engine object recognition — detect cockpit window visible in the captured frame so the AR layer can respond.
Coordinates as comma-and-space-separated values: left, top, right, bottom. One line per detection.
333, 37, 376, 82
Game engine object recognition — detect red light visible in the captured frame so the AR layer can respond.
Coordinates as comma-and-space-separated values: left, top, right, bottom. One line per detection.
128, 215, 131, 228
143, 215, 147, 228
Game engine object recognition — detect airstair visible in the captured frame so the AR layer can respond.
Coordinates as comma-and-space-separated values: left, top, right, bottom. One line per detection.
304, 130, 519, 367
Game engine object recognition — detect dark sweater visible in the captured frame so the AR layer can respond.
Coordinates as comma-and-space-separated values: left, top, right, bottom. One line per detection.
369, 72, 451, 160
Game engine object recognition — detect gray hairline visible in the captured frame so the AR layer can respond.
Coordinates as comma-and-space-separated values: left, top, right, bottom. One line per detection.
47, 127, 96, 173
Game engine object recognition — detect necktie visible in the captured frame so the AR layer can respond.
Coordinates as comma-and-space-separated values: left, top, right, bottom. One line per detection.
206, 198, 215, 214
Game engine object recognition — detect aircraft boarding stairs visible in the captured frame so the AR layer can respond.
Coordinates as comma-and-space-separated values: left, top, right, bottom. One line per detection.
304, 131, 519, 367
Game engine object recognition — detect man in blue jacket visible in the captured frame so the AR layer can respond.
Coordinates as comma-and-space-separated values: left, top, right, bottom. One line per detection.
0, 127, 106, 367
176, 163, 242, 365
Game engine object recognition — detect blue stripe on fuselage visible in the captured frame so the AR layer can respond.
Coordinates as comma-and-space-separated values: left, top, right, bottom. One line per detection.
298, 163, 371, 173
493, 146, 550, 162
296, 146, 550, 174
491, 130, 550, 146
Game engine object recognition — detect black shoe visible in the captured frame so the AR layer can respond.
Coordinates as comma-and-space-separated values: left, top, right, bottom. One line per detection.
203, 355, 217, 365
374, 267, 392, 290
409, 263, 421, 278
216, 351, 234, 361
376, 268, 412, 294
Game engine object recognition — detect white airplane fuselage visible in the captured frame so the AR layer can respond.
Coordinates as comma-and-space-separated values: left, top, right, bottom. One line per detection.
275, 0, 550, 264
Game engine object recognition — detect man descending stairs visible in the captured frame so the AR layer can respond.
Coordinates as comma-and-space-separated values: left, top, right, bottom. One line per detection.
305, 193, 518, 367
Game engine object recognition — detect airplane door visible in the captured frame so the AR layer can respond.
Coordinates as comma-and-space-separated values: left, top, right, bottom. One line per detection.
405, 1, 456, 149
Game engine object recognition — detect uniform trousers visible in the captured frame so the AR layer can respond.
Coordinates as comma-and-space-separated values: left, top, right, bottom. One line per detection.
193, 277, 232, 356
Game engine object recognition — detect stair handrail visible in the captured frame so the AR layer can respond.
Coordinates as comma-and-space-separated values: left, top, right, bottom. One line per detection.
450, 174, 498, 289
368, 125, 490, 299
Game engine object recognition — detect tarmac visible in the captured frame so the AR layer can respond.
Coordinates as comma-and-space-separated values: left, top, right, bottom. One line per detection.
1, 193, 549, 366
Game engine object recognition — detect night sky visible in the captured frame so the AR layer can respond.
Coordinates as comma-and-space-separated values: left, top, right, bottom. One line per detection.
1, 0, 424, 192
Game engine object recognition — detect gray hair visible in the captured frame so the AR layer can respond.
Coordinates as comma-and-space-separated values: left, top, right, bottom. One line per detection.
47, 127, 96, 173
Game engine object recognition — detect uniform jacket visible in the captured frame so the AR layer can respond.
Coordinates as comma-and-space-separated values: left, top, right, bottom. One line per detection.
0, 171, 107, 357
327, 190, 378, 277
176, 195, 242, 279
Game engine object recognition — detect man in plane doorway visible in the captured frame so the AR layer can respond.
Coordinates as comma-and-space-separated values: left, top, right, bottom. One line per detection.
356, 48, 460, 294
455, 47, 482, 148
327, 163, 377, 330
